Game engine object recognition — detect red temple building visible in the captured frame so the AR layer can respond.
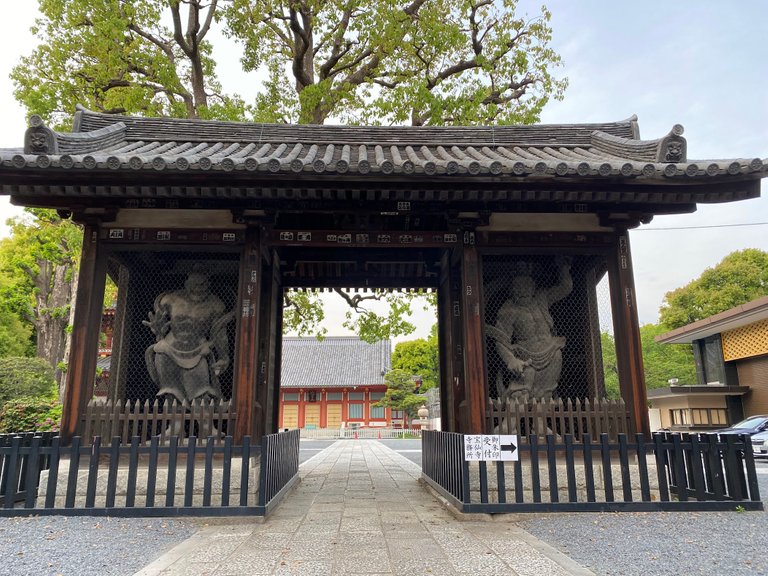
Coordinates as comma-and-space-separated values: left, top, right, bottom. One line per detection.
279, 337, 404, 430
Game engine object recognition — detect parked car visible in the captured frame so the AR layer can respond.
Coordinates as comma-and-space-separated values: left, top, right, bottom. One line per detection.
751, 430, 768, 459
714, 415, 768, 435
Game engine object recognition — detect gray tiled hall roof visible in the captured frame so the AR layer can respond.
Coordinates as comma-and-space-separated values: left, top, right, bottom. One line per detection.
281, 337, 391, 389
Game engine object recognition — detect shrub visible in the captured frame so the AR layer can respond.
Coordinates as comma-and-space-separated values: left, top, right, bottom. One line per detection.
0, 397, 61, 433
0, 357, 57, 405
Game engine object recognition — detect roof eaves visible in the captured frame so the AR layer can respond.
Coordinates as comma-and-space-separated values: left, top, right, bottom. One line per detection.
656, 295, 768, 344
647, 385, 750, 399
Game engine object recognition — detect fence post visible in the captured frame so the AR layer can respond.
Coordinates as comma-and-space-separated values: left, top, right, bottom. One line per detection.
258, 434, 268, 507
23, 436, 43, 509
2, 436, 22, 508
461, 434, 470, 505
742, 433, 762, 502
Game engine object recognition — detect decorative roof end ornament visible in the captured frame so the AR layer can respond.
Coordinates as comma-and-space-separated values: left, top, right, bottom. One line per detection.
657, 124, 686, 163
24, 115, 59, 155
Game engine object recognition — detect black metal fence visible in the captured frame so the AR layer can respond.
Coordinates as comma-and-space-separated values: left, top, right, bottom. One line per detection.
259, 428, 300, 512
421, 430, 763, 513
0, 432, 57, 507
0, 430, 300, 517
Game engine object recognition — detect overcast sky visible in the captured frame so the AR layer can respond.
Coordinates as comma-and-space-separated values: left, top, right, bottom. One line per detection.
0, 1, 765, 335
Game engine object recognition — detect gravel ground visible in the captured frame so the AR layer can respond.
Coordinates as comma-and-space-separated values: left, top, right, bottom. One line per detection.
1, 455, 764, 575
520, 463, 768, 576
0, 516, 194, 576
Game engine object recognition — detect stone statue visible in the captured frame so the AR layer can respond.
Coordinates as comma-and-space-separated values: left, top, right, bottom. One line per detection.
143, 267, 233, 404
486, 256, 573, 401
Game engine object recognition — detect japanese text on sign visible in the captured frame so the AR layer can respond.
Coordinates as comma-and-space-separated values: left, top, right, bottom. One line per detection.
464, 434, 518, 461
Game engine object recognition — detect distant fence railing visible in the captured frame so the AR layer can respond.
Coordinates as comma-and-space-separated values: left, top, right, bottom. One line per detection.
421, 430, 763, 513
83, 399, 235, 446
0, 430, 300, 517
298, 427, 422, 440
486, 397, 630, 442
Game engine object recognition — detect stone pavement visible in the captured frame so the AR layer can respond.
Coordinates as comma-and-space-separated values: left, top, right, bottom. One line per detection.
134, 440, 594, 576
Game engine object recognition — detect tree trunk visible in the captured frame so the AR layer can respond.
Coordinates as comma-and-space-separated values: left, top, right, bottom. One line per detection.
59, 269, 79, 401
34, 259, 75, 390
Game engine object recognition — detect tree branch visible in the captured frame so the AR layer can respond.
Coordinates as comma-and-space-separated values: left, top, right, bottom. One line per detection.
288, 5, 314, 89
318, 6, 354, 79
127, 23, 174, 59
332, 288, 386, 312
197, 0, 218, 42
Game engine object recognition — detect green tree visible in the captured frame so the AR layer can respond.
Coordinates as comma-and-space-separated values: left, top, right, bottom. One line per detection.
375, 368, 426, 422
0, 209, 82, 383
224, 0, 565, 125
391, 324, 439, 390
12, 0, 246, 127
600, 332, 620, 400
640, 323, 696, 389
659, 249, 768, 330
13, 0, 565, 341
0, 270, 34, 357
600, 326, 697, 398
0, 356, 57, 406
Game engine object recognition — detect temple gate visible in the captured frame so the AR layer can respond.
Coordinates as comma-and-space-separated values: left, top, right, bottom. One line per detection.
1, 107, 765, 445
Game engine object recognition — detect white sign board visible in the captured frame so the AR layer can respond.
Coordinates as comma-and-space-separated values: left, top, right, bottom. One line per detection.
464, 434, 518, 461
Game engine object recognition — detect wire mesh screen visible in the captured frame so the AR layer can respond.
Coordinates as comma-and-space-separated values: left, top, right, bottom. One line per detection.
483, 254, 613, 404
101, 251, 240, 405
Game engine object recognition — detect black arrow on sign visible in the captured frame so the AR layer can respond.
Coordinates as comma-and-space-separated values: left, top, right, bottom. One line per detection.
500, 443, 517, 455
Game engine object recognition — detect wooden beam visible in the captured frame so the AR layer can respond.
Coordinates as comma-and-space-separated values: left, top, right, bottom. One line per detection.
608, 232, 650, 437
233, 228, 262, 443
61, 224, 107, 442
460, 238, 487, 433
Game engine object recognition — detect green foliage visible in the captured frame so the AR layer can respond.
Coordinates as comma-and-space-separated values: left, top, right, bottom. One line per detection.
0, 398, 62, 433
283, 289, 435, 343
601, 326, 697, 398
375, 368, 426, 419
13, 0, 246, 126
391, 325, 439, 390
224, 0, 566, 125
342, 292, 416, 344
0, 356, 57, 406
14, 1, 565, 343
640, 323, 696, 389
600, 332, 620, 400
282, 290, 327, 339
660, 249, 768, 329
0, 209, 82, 371
0, 270, 34, 357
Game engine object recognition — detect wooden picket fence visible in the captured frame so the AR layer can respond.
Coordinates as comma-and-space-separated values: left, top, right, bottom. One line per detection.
83, 399, 235, 446
486, 396, 630, 442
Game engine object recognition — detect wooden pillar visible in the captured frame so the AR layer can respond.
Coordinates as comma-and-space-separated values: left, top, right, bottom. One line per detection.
584, 265, 607, 398
608, 231, 650, 437
108, 264, 131, 402
263, 251, 283, 436
233, 227, 262, 443
61, 224, 108, 442
460, 239, 487, 434
437, 250, 458, 431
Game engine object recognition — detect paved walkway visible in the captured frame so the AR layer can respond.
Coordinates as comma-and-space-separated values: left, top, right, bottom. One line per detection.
134, 440, 593, 576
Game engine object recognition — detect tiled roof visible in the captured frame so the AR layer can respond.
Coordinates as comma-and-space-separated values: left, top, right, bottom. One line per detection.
281, 337, 391, 388
6, 106, 766, 183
